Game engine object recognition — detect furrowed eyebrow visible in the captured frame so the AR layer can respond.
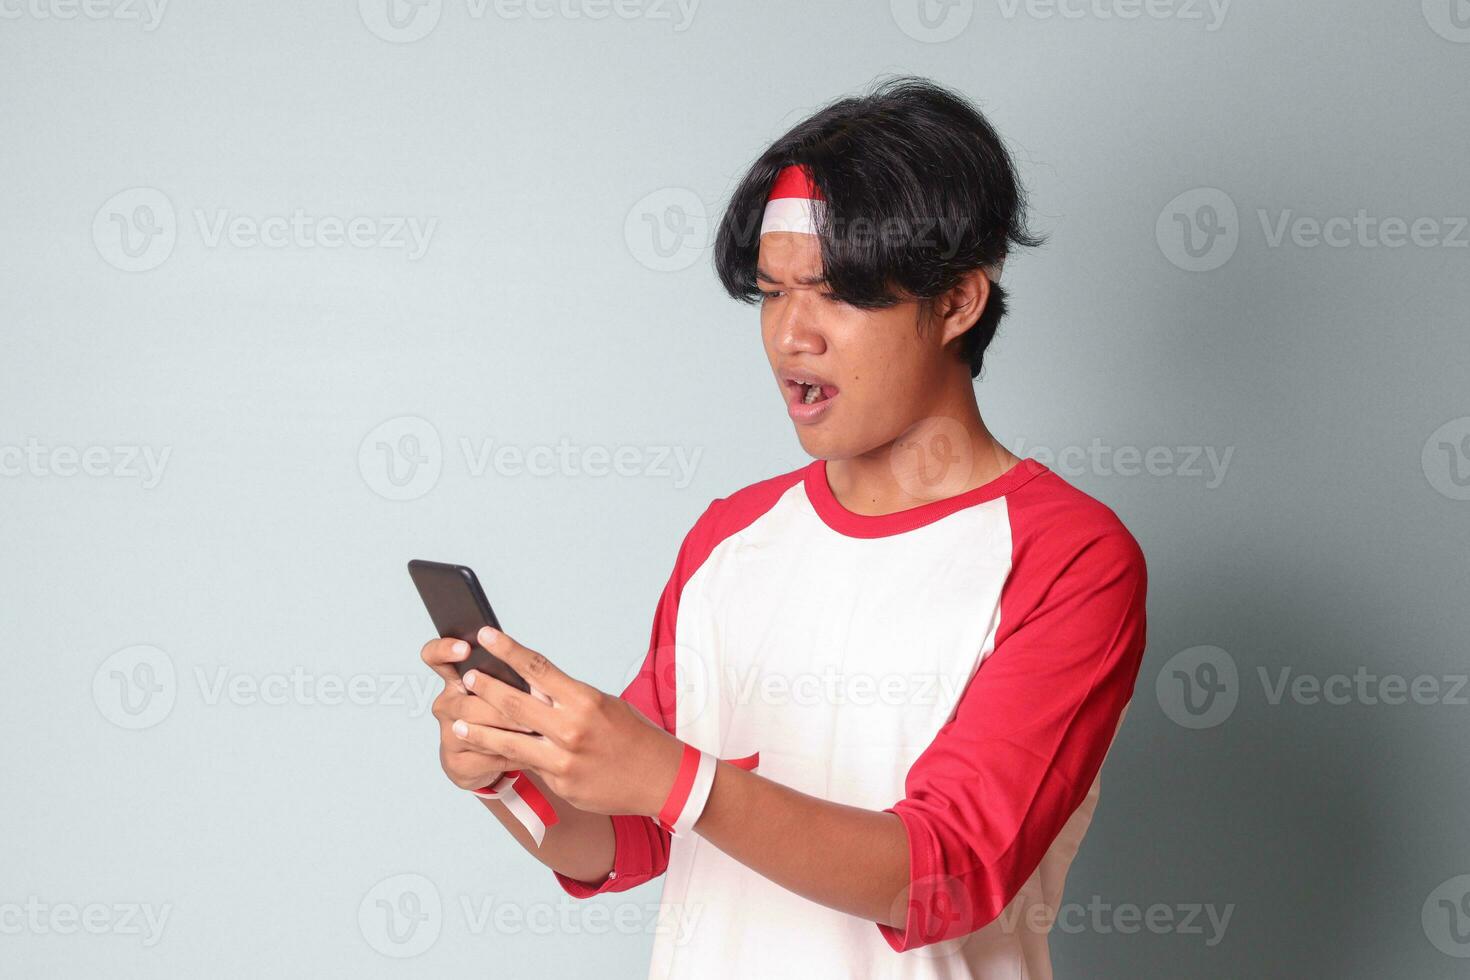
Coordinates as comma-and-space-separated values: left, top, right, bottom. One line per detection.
755, 266, 828, 287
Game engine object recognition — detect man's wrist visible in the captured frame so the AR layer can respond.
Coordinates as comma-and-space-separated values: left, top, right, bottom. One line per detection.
642, 733, 689, 820
655, 743, 722, 836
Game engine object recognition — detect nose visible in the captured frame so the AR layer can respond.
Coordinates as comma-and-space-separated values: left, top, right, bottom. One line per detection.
769, 293, 827, 357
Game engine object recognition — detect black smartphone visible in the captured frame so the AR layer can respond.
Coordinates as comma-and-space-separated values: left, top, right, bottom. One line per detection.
407, 559, 531, 695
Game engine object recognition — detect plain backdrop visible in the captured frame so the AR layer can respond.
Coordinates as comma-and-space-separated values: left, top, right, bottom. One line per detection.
3, 1, 1469, 976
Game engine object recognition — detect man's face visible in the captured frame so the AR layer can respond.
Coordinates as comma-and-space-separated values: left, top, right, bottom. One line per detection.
757, 231, 950, 461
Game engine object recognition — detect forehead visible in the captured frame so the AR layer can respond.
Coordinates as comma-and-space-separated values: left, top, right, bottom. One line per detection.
755, 232, 824, 282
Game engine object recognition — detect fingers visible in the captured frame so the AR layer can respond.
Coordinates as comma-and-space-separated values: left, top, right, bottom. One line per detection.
462, 669, 558, 737
477, 626, 588, 705
420, 636, 470, 691
451, 719, 557, 772
432, 685, 532, 736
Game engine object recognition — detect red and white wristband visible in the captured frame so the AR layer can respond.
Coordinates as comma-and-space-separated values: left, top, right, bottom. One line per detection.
470, 771, 559, 847
658, 745, 761, 837
473, 746, 758, 847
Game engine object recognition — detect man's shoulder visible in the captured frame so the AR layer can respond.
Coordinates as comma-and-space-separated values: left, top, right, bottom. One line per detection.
673, 463, 811, 562
1006, 465, 1146, 572
693, 463, 810, 537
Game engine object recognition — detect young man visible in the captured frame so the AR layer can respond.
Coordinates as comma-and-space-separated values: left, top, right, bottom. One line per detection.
423, 77, 1147, 979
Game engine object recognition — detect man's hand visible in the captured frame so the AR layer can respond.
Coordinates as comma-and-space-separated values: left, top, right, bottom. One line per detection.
422, 636, 518, 791
428, 627, 911, 927
451, 626, 684, 818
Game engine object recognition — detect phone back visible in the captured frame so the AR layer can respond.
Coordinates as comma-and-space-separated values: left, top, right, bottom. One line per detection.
407, 559, 530, 694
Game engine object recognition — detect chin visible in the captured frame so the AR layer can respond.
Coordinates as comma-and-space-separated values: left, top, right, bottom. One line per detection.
794, 428, 867, 462
793, 428, 833, 460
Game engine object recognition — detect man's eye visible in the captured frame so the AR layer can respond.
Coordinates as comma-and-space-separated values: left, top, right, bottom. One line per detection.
760, 290, 784, 301
819, 292, 840, 303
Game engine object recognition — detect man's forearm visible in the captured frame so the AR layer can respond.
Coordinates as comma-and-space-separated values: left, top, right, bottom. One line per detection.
693, 762, 911, 927
451, 631, 911, 920
478, 771, 616, 885
478, 760, 911, 925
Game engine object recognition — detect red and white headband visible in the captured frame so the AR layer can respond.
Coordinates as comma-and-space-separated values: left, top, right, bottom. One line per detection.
758, 164, 1005, 282
759, 164, 829, 238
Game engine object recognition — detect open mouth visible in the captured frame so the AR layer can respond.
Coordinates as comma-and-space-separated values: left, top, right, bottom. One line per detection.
799, 380, 835, 404
782, 374, 839, 421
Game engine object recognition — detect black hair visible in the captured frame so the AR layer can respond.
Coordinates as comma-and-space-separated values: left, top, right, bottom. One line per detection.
713, 76, 1043, 379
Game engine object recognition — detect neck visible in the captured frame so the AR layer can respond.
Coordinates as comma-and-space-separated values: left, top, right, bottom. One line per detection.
824, 382, 1019, 517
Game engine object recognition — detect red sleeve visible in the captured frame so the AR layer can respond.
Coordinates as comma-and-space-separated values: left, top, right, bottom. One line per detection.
879, 520, 1148, 950
554, 500, 722, 897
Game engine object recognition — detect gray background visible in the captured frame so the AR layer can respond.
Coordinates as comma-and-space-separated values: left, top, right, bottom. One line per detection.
3, 0, 1468, 976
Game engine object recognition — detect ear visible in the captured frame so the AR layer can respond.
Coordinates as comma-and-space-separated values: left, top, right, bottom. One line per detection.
933, 268, 992, 349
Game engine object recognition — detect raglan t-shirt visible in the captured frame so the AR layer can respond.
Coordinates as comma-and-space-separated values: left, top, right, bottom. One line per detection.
555, 457, 1148, 979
